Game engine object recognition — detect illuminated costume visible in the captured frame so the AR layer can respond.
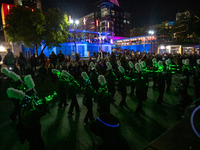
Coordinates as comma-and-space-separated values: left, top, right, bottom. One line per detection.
6, 74, 56, 150
81, 72, 96, 123
134, 63, 146, 113
52, 69, 69, 108
152, 58, 158, 89
105, 62, 116, 98
90, 62, 99, 92
97, 75, 112, 113
157, 61, 166, 104
117, 66, 128, 107
62, 70, 81, 115
128, 61, 137, 96
89, 113, 131, 150
165, 59, 173, 92
2, 68, 26, 121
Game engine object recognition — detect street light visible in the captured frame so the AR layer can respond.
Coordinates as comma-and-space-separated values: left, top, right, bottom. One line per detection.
70, 19, 79, 61
148, 30, 154, 53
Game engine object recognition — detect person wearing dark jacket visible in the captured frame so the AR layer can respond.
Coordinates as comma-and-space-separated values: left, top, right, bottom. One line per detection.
38, 51, 46, 65
18, 53, 27, 76
81, 72, 96, 123
30, 53, 37, 72
57, 50, 65, 69
105, 62, 116, 98
49, 51, 57, 68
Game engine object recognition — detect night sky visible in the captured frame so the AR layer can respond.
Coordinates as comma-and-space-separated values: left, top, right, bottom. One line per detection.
1, 0, 200, 28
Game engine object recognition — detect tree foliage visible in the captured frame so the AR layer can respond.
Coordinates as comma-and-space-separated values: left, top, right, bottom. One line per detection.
4, 6, 70, 55
41, 8, 70, 51
4, 6, 45, 55
172, 13, 200, 39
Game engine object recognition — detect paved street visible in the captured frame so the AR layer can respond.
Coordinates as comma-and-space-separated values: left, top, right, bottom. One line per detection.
0, 74, 196, 150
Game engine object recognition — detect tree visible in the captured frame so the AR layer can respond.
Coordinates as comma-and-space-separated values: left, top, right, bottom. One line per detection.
41, 8, 70, 51
4, 6, 45, 56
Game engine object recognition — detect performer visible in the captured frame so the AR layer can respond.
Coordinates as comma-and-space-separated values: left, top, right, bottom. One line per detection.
2, 68, 27, 121
182, 59, 190, 88
165, 59, 172, 92
134, 63, 146, 114
81, 72, 96, 123
97, 75, 112, 113
52, 69, 68, 108
62, 70, 81, 115
140, 61, 149, 99
128, 61, 137, 96
117, 66, 127, 107
6, 75, 57, 150
157, 61, 166, 104
90, 62, 99, 92
105, 62, 116, 99
152, 58, 158, 89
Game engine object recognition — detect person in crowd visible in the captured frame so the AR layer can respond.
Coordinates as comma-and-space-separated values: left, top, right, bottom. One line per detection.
18, 52, 27, 77
49, 51, 57, 68
38, 51, 46, 65
128, 61, 137, 96
134, 63, 146, 114
3, 49, 15, 70
81, 72, 96, 123
165, 59, 173, 92
30, 53, 37, 72
105, 62, 116, 99
45, 57, 50, 69
89, 113, 131, 150
193, 68, 200, 99
57, 50, 65, 69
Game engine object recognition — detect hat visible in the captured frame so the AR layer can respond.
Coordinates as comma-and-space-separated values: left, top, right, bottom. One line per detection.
129, 61, 134, 69
135, 63, 141, 72
7, 88, 25, 103
165, 59, 171, 66
106, 62, 112, 70
158, 61, 164, 69
62, 70, 71, 78
24, 75, 35, 89
118, 66, 125, 74
182, 59, 186, 65
197, 59, 200, 65
98, 75, 107, 85
185, 59, 189, 66
81, 72, 91, 85
152, 58, 157, 64
90, 62, 96, 70
140, 61, 146, 69
117, 60, 121, 66
89, 113, 119, 137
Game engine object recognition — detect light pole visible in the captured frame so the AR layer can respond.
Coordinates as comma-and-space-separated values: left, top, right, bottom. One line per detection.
70, 19, 79, 61
148, 30, 154, 54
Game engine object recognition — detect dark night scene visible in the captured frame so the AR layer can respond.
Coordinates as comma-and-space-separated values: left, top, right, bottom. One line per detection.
0, 0, 200, 149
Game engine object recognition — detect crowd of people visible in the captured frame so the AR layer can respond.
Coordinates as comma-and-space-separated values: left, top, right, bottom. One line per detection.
1, 49, 200, 149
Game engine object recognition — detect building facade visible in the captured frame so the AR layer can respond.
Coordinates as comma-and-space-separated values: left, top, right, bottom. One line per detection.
78, 0, 131, 39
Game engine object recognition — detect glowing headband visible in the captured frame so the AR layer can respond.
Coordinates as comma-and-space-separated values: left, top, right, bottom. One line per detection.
190, 105, 200, 138
98, 117, 119, 128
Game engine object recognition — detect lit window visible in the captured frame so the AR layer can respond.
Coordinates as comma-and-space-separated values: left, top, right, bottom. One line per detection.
127, 21, 130, 24
124, 20, 126, 23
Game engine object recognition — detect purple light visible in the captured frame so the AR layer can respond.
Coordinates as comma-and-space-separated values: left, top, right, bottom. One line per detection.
110, 0, 119, 6
190, 105, 200, 138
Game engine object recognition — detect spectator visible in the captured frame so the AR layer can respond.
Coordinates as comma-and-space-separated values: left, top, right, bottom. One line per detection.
3, 49, 15, 70
18, 52, 27, 76
38, 51, 46, 65
45, 57, 50, 69
57, 50, 65, 69
49, 51, 57, 68
30, 53, 37, 72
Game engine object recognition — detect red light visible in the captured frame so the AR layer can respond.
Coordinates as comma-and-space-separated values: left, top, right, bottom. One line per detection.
96, 20, 98, 27
32, 9, 34, 12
